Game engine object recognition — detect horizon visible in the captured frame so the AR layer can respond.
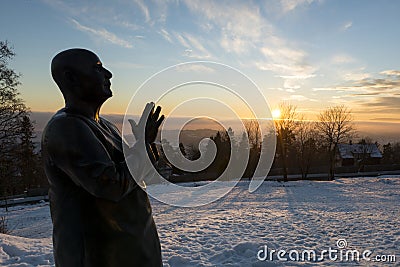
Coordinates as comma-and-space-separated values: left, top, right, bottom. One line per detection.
30, 111, 400, 145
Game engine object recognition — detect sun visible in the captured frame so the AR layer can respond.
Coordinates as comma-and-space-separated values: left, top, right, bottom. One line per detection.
272, 109, 281, 119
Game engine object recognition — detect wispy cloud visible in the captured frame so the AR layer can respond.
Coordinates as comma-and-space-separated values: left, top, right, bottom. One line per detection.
342, 21, 353, 31
183, 0, 316, 89
133, 0, 151, 23
41, 0, 84, 16
380, 70, 400, 76
343, 71, 370, 81
176, 64, 215, 73
71, 19, 133, 48
314, 72, 400, 93
183, 0, 267, 54
259, 42, 315, 75
280, 0, 319, 13
159, 29, 173, 43
332, 54, 354, 64
115, 18, 141, 31
184, 33, 210, 56
173, 32, 211, 58
257, 40, 316, 89
284, 94, 316, 102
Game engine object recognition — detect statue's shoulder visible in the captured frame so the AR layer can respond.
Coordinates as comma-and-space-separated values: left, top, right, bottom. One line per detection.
43, 109, 92, 135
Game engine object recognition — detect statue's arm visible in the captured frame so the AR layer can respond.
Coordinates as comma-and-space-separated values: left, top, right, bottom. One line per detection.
46, 117, 137, 202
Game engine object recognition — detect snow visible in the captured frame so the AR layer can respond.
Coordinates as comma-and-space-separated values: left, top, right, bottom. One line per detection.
1, 177, 399, 266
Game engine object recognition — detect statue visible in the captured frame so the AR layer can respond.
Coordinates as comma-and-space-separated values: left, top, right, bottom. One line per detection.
41, 48, 164, 266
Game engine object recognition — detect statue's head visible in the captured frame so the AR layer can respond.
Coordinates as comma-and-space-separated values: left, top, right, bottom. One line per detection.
51, 48, 113, 103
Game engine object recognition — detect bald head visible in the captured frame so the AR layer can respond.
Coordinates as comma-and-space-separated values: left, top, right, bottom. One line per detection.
51, 48, 112, 103
51, 48, 98, 88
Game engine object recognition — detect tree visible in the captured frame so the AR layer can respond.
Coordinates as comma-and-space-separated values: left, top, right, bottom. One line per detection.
356, 138, 377, 172
382, 142, 394, 164
205, 131, 231, 179
18, 115, 37, 189
0, 41, 28, 196
274, 103, 297, 182
243, 120, 262, 178
0, 41, 43, 197
185, 144, 201, 161
294, 117, 319, 179
0, 41, 27, 143
316, 105, 355, 180
244, 120, 261, 151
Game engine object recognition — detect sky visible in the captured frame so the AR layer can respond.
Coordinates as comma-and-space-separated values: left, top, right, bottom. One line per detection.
1, 0, 400, 124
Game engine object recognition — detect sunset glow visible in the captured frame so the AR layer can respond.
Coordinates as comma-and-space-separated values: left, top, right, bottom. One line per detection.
272, 109, 281, 119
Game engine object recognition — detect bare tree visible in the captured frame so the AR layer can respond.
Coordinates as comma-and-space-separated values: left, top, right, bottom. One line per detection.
356, 138, 377, 172
0, 41, 27, 144
295, 117, 319, 179
274, 103, 297, 182
244, 119, 261, 150
243, 120, 261, 178
316, 105, 355, 180
0, 41, 30, 198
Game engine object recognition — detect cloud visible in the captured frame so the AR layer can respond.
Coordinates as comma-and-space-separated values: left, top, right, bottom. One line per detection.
369, 117, 400, 121
42, 0, 144, 33
71, 19, 133, 48
183, 0, 267, 54
257, 41, 316, 89
175, 64, 215, 73
159, 29, 173, 43
367, 97, 400, 107
342, 21, 353, 31
175, 32, 190, 48
133, 0, 151, 23
314, 70, 400, 116
41, 0, 83, 16
173, 32, 211, 58
342, 71, 370, 81
332, 54, 354, 64
380, 70, 400, 76
313, 87, 345, 92
355, 75, 400, 91
283, 94, 316, 102
280, 0, 318, 13
184, 34, 210, 56
116, 19, 141, 31
314, 70, 400, 94
182, 0, 317, 89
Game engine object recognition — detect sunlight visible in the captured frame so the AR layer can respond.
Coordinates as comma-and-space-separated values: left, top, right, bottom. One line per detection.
272, 109, 281, 119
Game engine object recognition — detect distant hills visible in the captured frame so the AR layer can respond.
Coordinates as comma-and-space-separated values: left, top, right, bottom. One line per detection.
30, 112, 220, 149
30, 111, 400, 149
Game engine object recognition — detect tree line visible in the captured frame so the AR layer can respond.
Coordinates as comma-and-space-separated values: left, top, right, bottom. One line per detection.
0, 41, 47, 198
164, 103, 400, 182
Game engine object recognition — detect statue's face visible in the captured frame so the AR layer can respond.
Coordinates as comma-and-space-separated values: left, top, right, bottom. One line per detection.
73, 52, 113, 102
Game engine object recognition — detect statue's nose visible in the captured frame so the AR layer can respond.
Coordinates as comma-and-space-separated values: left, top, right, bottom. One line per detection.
104, 67, 112, 79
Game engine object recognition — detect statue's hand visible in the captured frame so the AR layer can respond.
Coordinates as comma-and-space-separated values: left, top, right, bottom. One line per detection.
146, 104, 164, 144
128, 102, 164, 144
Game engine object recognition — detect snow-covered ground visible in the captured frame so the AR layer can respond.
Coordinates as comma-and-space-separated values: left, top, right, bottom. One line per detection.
0, 177, 399, 266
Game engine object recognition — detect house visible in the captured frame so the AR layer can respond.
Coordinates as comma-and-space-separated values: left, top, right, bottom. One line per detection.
336, 143, 382, 167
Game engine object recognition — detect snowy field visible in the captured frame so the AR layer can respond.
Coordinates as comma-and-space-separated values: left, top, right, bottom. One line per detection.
0, 176, 399, 266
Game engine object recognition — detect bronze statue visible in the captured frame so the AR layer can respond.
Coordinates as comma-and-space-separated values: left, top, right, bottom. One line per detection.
42, 48, 164, 266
